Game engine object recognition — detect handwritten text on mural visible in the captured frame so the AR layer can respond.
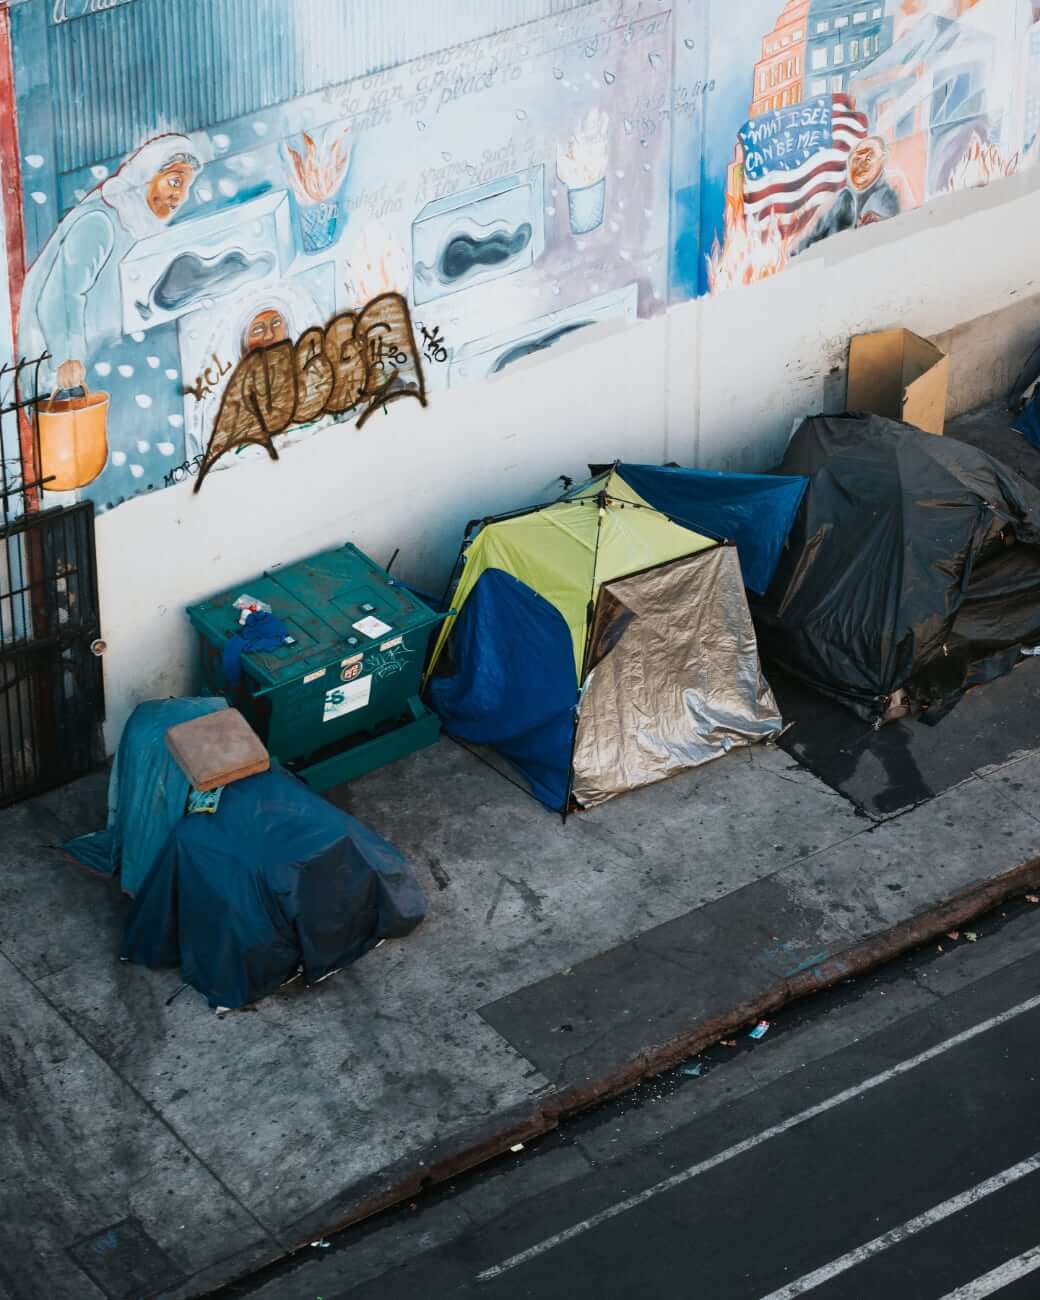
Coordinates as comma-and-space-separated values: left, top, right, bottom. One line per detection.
51, 0, 138, 25
739, 100, 832, 179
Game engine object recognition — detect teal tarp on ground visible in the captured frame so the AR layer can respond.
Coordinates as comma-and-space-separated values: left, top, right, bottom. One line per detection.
65, 697, 227, 896
121, 767, 427, 1008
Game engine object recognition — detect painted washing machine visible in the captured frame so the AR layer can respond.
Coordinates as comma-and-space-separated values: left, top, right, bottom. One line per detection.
411, 166, 546, 306
447, 283, 640, 385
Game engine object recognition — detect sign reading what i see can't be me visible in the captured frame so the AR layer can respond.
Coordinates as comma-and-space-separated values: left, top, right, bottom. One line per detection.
51, 0, 138, 25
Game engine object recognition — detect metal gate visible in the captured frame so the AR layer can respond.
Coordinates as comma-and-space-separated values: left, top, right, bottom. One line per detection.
0, 356, 105, 806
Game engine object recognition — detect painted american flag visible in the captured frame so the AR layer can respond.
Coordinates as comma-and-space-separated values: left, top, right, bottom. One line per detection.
738, 94, 870, 233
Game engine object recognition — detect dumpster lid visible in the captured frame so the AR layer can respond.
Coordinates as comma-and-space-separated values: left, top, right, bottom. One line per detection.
187, 544, 440, 688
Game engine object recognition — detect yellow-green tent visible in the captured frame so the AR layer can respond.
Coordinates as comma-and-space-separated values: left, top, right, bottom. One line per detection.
427, 470, 782, 810
429, 470, 716, 684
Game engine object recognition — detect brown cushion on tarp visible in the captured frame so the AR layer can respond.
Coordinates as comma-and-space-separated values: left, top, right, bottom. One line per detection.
166, 707, 269, 791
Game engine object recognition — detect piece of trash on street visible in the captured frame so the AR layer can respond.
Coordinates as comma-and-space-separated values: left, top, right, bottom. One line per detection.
679, 1060, 704, 1078
510, 1142, 525, 1153
964, 931, 978, 942
937, 945, 944, 953
721, 1039, 737, 1048
310, 1238, 330, 1248
749, 1020, 770, 1040
946, 931, 960, 941
1027, 895, 1039, 904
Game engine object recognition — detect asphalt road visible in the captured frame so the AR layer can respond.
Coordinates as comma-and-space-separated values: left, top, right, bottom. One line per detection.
471, 989, 1040, 1299
231, 904, 1040, 1300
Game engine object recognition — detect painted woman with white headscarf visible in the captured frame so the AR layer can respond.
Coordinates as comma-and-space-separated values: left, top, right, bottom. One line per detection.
19, 134, 201, 389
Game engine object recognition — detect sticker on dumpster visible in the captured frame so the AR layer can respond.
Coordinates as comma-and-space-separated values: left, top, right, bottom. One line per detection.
341, 661, 363, 683
352, 615, 393, 640
303, 669, 326, 684
379, 636, 403, 651
323, 675, 372, 722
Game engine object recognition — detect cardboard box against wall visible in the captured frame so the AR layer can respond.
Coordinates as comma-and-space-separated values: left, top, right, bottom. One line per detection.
847, 328, 950, 435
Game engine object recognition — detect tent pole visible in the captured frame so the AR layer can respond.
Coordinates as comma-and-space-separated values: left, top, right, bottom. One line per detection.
435, 535, 470, 621
562, 489, 609, 822
425, 530, 476, 689
434, 499, 552, 628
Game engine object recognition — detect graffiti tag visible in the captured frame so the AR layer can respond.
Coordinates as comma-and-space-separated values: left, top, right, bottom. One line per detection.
194, 292, 427, 493
368, 644, 413, 679
418, 323, 449, 364
163, 453, 204, 489
186, 353, 232, 403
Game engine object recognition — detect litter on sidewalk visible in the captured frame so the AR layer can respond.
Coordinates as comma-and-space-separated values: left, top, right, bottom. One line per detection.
749, 1020, 771, 1040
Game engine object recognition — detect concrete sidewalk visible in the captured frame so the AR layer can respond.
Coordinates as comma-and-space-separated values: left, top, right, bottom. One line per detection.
4, 698, 1040, 1299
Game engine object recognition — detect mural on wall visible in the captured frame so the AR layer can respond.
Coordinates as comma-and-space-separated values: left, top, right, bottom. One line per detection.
702, 0, 1040, 293
4, 0, 1040, 512
9, 0, 674, 510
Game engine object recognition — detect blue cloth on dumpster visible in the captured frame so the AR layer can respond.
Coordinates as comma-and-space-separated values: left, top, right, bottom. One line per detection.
64, 696, 227, 896
120, 767, 427, 1009
222, 610, 289, 689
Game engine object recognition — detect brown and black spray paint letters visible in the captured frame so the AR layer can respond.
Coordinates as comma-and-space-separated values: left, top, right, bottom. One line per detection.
193, 292, 427, 492
187, 353, 232, 403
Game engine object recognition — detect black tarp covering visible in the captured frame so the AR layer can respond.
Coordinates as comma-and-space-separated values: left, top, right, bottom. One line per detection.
753, 413, 1040, 723
121, 768, 426, 1009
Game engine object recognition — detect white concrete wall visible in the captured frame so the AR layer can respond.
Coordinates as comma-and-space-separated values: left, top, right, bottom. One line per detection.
97, 165, 1040, 749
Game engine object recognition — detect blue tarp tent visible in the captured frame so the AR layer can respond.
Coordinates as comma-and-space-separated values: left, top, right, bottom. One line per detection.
598, 463, 808, 596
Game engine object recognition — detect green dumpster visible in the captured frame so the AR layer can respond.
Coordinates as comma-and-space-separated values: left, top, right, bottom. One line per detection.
186, 543, 444, 790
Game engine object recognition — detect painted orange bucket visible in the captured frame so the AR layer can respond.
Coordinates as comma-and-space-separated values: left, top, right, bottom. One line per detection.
38, 386, 110, 491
